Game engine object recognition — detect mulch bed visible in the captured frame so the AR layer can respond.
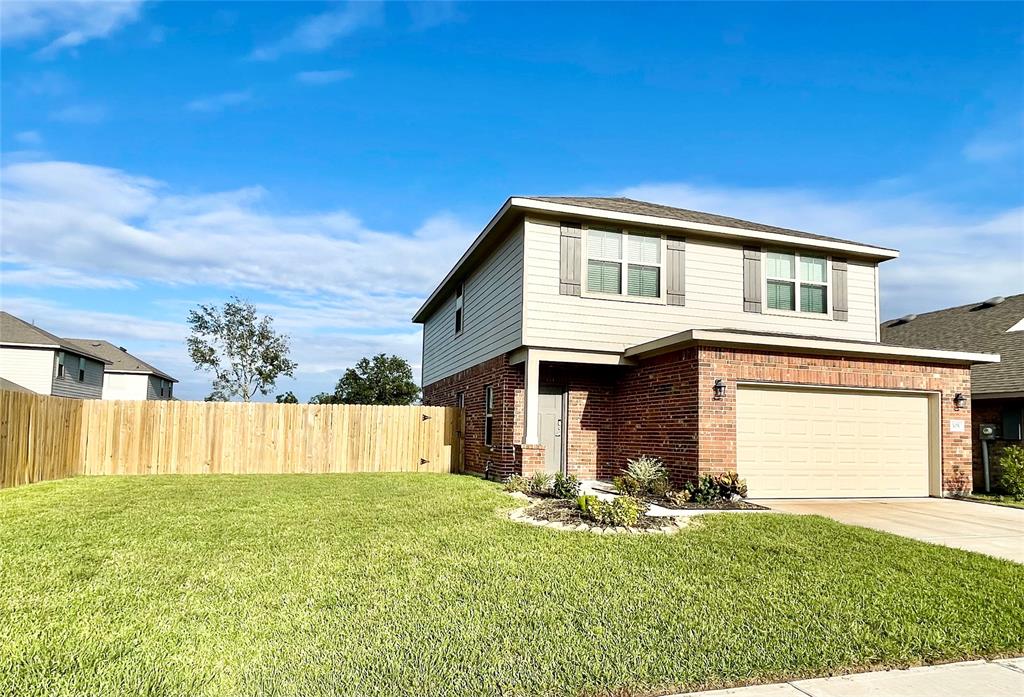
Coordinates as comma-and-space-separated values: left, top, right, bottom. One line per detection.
524, 498, 668, 530
649, 498, 768, 511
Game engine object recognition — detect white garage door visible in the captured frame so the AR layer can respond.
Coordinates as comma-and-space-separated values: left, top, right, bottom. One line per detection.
737, 386, 933, 498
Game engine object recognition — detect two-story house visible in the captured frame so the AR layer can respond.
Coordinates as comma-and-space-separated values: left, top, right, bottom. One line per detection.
414, 196, 999, 498
63, 339, 178, 401
0, 311, 110, 399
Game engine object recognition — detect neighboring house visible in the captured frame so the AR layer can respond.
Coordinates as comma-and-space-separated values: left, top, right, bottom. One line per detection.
413, 196, 999, 499
881, 294, 1023, 492
0, 311, 109, 399
62, 339, 177, 401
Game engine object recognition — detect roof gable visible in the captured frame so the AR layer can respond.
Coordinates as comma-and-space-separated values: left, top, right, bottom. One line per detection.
62, 338, 177, 382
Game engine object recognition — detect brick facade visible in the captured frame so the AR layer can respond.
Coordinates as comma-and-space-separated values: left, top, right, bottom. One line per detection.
971, 397, 1024, 492
423, 346, 974, 495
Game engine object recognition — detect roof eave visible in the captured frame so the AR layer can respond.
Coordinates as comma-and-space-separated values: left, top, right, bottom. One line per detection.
625, 329, 1001, 366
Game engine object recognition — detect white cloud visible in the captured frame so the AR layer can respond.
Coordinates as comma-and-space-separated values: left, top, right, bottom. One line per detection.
618, 182, 1023, 319
185, 90, 253, 113
0, 0, 144, 57
49, 103, 106, 123
295, 69, 354, 85
14, 131, 43, 145
250, 1, 383, 61
963, 136, 1021, 163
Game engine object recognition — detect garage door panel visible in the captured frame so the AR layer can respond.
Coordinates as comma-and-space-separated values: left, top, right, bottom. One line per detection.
737, 386, 931, 498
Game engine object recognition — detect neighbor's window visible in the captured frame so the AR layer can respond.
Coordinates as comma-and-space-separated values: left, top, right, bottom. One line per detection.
78, 357, 86, 382
483, 385, 494, 446
160, 380, 166, 397
586, 228, 661, 299
56, 351, 66, 378
454, 282, 464, 335
766, 251, 827, 314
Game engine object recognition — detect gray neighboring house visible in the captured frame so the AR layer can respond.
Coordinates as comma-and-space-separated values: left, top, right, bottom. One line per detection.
882, 293, 1023, 491
0, 311, 109, 398
63, 339, 177, 400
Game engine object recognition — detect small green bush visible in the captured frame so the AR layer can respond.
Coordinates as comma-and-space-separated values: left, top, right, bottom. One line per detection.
552, 473, 581, 500
666, 489, 691, 507
998, 446, 1024, 500
612, 475, 644, 498
576, 494, 645, 527
625, 455, 667, 489
527, 472, 554, 495
503, 475, 529, 493
681, 471, 749, 504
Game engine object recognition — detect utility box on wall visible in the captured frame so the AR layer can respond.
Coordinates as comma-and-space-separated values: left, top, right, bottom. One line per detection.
979, 423, 998, 441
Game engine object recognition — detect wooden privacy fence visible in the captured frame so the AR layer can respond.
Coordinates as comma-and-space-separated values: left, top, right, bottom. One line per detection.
1, 391, 463, 489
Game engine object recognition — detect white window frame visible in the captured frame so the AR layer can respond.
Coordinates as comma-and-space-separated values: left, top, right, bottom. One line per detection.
453, 282, 464, 336
483, 385, 494, 447
581, 227, 666, 304
763, 249, 832, 318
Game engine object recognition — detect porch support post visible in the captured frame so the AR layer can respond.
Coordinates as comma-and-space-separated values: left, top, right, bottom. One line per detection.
524, 349, 540, 445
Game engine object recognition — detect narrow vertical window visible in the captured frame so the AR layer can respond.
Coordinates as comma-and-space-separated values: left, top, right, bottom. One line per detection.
454, 282, 464, 335
483, 385, 493, 446
78, 357, 86, 382
56, 351, 66, 378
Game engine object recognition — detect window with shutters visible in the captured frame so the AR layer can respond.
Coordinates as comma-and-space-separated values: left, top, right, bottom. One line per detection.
765, 250, 829, 315
585, 228, 662, 300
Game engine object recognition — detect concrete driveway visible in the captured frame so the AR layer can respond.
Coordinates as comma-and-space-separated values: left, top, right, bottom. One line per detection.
759, 498, 1024, 564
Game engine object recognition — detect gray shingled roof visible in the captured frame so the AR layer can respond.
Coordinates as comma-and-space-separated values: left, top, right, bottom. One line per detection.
62, 338, 177, 382
881, 294, 1024, 395
525, 196, 894, 251
0, 312, 110, 364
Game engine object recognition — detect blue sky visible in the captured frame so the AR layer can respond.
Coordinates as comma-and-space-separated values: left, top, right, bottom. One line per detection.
1, 1, 1021, 401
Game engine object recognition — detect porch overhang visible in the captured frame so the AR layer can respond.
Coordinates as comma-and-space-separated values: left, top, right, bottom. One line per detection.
624, 329, 1001, 366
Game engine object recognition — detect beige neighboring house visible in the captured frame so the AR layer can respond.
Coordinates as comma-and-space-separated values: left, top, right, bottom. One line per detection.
63, 339, 177, 401
0, 311, 110, 398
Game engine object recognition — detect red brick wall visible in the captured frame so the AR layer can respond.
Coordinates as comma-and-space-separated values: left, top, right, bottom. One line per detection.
422, 354, 524, 480
694, 347, 974, 494
972, 397, 1024, 492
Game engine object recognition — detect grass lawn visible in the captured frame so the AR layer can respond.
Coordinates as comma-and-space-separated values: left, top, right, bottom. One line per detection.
2, 475, 1023, 697
960, 493, 1024, 510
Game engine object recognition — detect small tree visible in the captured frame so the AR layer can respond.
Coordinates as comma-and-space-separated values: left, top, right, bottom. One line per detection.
314, 353, 419, 405
275, 391, 299, 404
187, 297, 297, 402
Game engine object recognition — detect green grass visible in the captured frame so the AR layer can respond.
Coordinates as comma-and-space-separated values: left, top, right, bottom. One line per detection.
961, 493, 1024, 509
1, 475, 1022, 697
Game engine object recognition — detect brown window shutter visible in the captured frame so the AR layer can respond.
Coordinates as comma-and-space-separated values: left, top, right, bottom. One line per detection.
742, 246, 762, 313
559, 222, 582, 296
666, 237, 686, 306
832, 258, 848, 321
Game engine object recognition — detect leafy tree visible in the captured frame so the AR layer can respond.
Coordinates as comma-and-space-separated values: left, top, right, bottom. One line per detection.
275, 391, 299, 404
187, 297, 297, 402
313, 354, 420, 405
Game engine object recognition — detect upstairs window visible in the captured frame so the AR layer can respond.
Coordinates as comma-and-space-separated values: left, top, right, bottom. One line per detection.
454, 282, 464, 335
766, 251, 827, 314
78, 357, 86, 382
586, 228, 661, 298
56, 351, 66, 378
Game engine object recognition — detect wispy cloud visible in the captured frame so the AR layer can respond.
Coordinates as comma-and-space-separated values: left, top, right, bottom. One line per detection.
407, 1, 462, 31
49, 103, 106, 123
250, 1, 383, 61
13, 131, 43, 146
962, 113, 1024, 164
618, 182, 1023, 319
295, 69, 354, 85
0, 0, 145, 57
185, 90, 253, 114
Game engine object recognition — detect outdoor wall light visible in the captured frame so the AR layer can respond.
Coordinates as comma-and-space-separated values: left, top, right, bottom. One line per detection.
713, 379, 727, 400
952, 392, 967, 410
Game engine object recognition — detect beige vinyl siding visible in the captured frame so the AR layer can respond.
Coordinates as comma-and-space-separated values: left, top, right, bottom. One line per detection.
102, 372, 149, 400
421, 223, 525, 386
523, 217, 878, 350
0, 346, 55, 395
51, 354, 104, 399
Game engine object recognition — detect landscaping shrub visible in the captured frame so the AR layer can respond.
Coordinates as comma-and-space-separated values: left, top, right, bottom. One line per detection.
681, 471, 749, 504
615, 455, 669, 499
527, 472, 554, 495
503, 474, 529, 494
576, 494, 645, 527
998, 446, 1024, 500
666, 489, 691, 507
612, 475, 644, 498
552, 473, 581, 500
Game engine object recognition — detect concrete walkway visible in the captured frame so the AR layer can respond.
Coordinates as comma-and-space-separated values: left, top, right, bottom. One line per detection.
758, 498, 1024, 563
668, 658, 1024, 696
